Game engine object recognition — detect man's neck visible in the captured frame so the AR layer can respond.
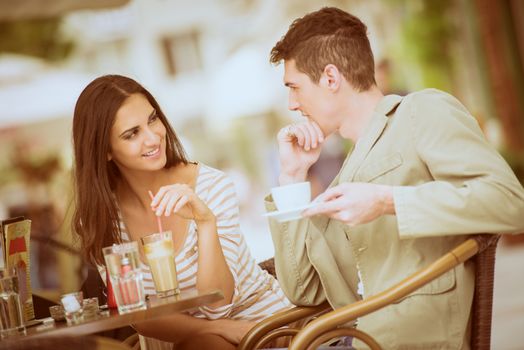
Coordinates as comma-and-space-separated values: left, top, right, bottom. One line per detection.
338, 86, 384, 142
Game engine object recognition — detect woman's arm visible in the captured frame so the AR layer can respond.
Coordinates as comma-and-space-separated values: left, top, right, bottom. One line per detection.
195, 173, 244, 316
135, 313, 254, 345
195, 217, 234, 307
151, 183, 234, 307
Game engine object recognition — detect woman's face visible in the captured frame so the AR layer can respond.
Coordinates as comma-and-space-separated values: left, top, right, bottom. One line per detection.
108, 93, 167, 174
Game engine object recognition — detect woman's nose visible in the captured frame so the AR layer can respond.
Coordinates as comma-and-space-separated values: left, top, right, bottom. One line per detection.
143, 127, 159, 144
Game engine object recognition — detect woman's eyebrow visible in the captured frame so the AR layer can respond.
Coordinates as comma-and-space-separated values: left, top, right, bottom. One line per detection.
118, 109, 156, 138
119, 126, 138, 138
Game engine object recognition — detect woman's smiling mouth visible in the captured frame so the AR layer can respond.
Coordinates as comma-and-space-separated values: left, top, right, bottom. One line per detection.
142, 147, 160, 158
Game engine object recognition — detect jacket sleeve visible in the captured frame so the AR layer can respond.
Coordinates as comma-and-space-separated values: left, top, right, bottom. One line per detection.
394, 90, 524, 239
265, 197, 327, 306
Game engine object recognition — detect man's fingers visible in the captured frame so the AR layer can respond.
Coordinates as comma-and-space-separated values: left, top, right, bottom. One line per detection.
300, 121, 323, 150
313, 187, 344, 204
279, 125, 295, 140
331, 211, 354, 225
302, 200, 340, 217
301, 123, 317, 150
311, 121, 325, 144
278, 121, 324, 152
295, 124, 311, 148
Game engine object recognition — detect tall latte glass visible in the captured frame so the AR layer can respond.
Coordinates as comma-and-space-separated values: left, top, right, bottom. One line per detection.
141, 231, 179, 297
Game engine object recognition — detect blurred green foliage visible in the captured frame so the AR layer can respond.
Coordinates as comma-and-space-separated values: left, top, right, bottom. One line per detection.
397, 0, 456, 91
0, 18, 73, 61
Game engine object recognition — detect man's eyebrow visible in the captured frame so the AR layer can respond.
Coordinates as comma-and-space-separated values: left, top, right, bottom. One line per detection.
118, 109, 156, 138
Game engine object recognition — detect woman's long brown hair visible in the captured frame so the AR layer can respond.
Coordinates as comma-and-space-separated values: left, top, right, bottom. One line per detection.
72, 75, 188, 266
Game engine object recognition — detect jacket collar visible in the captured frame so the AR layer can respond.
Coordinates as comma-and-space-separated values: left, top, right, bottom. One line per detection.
336, 94, 403, 182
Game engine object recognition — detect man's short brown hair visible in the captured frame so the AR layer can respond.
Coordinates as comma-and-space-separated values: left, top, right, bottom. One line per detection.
270, 7, 376, 91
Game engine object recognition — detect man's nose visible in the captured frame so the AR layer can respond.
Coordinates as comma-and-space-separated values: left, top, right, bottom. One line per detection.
288, 94, 299, 111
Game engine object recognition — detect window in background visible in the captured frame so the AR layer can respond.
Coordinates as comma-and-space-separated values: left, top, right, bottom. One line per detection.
161, 31, 202, 76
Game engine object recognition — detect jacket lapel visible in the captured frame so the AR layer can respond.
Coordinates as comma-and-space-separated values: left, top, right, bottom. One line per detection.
338, 94, 404, 182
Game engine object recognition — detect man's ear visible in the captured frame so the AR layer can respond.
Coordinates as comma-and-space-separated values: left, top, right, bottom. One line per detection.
107, 152, 112, 161
321, 64, 341, 91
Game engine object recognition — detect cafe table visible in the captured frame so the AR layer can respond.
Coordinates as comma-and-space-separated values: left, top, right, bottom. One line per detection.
7, 289, 223, 341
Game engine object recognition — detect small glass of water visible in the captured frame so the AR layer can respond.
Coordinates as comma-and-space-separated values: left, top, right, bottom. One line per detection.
0, 269, 26, 338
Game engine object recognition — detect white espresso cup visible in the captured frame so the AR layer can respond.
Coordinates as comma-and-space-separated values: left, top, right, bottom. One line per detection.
271, 181, 311, 212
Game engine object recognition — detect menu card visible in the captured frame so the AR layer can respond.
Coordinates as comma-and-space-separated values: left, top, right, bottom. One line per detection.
0, 216, 35, 322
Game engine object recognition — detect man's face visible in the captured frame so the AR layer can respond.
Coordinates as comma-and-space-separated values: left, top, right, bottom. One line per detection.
283, 60, 339, 135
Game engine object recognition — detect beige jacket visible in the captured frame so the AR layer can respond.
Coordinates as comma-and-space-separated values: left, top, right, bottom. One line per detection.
266, 89, 524, 349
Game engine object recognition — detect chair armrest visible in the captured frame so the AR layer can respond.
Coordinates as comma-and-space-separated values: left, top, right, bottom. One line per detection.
238, 301, 331, 350
289, 237, 482, 350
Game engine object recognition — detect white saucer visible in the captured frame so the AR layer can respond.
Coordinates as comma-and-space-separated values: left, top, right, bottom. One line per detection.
263, 202, 319, 222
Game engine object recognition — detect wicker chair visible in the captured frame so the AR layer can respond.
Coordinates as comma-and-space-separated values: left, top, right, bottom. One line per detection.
239, 234, 500, 350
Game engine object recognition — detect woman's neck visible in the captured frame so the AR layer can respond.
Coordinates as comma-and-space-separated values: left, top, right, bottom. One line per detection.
115, 167, 174, 210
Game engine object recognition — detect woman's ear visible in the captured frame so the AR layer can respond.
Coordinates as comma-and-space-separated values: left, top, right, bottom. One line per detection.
321, 64, 341, 91
107, 153, 112, 161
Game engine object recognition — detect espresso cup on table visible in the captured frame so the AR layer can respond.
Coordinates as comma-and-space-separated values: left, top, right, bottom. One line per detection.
141, 231, 180, 298
271, 181, 312, 212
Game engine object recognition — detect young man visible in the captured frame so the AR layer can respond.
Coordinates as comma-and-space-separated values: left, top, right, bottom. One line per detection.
265, 7, 524, 349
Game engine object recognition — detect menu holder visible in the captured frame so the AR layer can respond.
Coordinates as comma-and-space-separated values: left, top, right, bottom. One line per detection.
0, 216, 35, 322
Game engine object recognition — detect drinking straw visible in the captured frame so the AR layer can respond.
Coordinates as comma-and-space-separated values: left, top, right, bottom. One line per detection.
148, 190, 164, 233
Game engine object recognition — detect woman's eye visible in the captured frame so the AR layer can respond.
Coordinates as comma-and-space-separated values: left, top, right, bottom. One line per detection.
149, 113, 159, 124
124, 130, 138, 140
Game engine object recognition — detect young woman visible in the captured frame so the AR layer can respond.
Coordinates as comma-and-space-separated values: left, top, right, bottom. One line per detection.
72, 75, 290, 350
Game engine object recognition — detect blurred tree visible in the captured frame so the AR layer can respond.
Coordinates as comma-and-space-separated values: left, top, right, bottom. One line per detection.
473, 0, 524, 154
396, 0, 456, 91
386, 0, 524, 183
0, 18, 73, 61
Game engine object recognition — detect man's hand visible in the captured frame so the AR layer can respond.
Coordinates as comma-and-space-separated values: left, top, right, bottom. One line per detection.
302, 182, 395, 226
277, 120, 324, 185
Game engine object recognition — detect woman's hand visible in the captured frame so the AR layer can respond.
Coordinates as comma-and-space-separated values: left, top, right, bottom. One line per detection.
150, 184, 215, 223
277, 120, 324, 185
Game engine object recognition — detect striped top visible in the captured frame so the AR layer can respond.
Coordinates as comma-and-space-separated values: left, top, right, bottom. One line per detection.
100, 163, 291, 322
